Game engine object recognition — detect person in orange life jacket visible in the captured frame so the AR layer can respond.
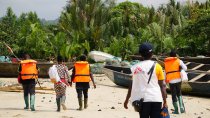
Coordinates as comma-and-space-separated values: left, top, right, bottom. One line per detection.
164, 50, 187, 114
18, 54, 39, 111
54, 55, 70, 112
124, 42, 167, 118
69, 55, 96, 111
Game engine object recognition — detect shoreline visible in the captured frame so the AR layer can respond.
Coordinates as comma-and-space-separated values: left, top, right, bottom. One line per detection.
0, 75, 210, 118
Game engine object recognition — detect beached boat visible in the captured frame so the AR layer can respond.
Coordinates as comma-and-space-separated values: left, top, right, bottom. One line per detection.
103, 64, 210, 97
103, 65, 132, 87
130, 55, 210, 64
88, 51, 121, 62
0, 62, 73, 78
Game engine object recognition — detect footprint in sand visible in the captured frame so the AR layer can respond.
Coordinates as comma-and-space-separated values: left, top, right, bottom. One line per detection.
61, 116, 74, 118
13, 114, 24, 117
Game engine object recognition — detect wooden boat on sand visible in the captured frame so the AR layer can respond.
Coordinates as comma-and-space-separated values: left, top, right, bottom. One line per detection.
103, 63, 210, 97
88, 51, 116, 62
0, 62, 73, 78
103, 65, 132, 87
130, 55, 210, 64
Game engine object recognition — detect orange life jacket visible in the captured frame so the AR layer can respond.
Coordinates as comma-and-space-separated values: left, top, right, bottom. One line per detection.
20, 60, 38, 80
164, 57, 181, 83
73, 61, 91, 83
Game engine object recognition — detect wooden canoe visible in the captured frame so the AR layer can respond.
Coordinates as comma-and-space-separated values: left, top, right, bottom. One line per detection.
130, 55, 210, 64
103, 65, 210, 97
0, 62, 73, 78
102, 66, 132, 87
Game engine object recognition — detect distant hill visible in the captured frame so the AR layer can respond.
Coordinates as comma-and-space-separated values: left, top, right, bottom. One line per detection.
40, 18, 59, 25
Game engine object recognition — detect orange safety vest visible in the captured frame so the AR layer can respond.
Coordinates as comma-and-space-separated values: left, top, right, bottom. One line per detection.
164, 57, 181, 83
20, 60, 38, 80
73, 61, 91, 83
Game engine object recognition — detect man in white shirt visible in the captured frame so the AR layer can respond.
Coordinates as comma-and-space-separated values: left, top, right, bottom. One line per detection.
124, 42, 167, 118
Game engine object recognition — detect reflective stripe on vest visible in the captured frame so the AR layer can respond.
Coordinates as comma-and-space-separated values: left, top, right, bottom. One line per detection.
20, 60, 38, 80
73, 61, 91, 83
164, 57, 181, 83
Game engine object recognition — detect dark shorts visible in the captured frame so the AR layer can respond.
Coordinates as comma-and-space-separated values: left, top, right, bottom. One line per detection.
75, 82, 90, 98
140, 102, 162, 118
76, 82, 90, 89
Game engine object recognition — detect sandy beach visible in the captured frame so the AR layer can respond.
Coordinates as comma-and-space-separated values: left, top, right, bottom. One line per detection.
0, 75, 210, 118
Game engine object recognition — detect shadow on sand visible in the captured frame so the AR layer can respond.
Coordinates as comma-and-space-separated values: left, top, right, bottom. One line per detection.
0, 107, 77, 112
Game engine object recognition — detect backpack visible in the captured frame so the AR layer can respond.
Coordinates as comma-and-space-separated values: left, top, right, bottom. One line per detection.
48, 65, 60, 83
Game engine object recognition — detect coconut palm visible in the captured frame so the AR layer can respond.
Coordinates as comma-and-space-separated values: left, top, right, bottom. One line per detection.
59, 0, 114, 55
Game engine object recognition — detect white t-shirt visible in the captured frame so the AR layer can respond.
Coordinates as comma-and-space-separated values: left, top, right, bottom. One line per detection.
130, 60, 164, 103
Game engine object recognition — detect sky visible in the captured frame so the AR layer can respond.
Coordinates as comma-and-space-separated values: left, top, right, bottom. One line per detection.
0, 0, 206, 20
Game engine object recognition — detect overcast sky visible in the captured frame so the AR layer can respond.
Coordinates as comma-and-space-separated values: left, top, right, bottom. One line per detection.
0, 0, 206, 20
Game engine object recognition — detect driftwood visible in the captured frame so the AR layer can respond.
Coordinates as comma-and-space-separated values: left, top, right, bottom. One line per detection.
0, 85, 55, 94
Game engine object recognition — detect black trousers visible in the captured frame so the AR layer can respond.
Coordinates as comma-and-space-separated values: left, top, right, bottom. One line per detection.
169, 82, 182, 102
22, 83, 35, 97
139, 102, 162, 118
76, 89, 88, 99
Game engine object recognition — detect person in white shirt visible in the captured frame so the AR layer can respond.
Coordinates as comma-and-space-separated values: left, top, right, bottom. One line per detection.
124, 42, 167, 118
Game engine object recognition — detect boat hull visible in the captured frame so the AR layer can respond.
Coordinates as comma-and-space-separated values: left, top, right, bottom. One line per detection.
0, 62, 73, 78
88, 51, 115, 62
130, 55, 210, 64
103, 65, 210, 97
102, 68, 132, 87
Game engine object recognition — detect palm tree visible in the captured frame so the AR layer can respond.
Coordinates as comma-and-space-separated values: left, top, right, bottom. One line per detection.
59, 0, 114, 55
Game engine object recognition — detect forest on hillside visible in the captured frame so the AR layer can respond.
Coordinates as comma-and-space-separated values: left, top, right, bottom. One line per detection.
0, 0, 210, 61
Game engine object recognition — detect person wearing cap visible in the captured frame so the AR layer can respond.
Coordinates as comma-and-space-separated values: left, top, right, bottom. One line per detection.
124, 42, 167, 118
164, 50, 187, 114
69, 55, 96, 111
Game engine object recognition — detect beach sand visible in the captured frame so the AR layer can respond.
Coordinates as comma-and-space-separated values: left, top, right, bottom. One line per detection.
0, 75, 210, 118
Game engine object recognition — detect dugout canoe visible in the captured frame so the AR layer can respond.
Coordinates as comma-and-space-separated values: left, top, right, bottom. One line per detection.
103, 65, 132, 87
103, 65, 210, 97
130, 55, 210, 64
0, 62, 73, 78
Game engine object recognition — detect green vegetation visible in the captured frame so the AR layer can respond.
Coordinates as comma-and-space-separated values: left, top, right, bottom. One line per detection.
0, 0, 209, 60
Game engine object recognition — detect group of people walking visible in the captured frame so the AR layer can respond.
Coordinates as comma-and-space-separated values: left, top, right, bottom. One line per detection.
18, 54, 96, 112
17, 42, 187, 118
124, 42, 187, 118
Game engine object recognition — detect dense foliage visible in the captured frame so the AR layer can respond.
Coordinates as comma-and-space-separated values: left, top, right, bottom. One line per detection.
0, 0, 209, 61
